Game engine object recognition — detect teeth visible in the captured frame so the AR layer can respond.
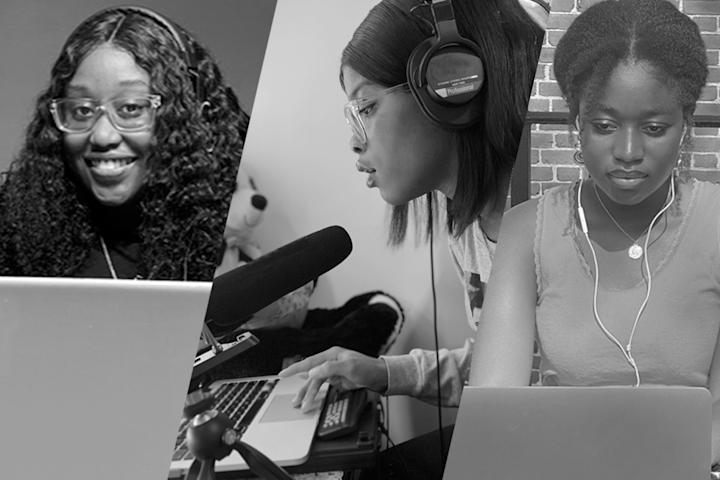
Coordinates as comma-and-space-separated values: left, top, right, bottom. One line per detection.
86, 158, 135, 171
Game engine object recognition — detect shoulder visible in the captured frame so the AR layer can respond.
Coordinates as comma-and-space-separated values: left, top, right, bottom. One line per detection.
688, 179, 720, 212
496, 197, 540, 256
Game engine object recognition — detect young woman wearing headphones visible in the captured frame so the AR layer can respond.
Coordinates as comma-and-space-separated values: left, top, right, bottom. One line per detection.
280, 0, 545, 411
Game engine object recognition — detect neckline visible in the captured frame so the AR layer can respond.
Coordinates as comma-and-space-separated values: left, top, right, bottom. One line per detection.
569, 178, 698, 291
89, 199, 142, 241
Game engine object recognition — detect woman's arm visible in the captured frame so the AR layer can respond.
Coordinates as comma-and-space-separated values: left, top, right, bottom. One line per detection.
468, 198, 539, 387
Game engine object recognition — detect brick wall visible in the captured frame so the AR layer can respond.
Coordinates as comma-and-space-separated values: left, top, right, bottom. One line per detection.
528, 0, 720, 196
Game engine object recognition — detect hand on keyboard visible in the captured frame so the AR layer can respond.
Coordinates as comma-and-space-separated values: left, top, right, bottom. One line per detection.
278, 346, 387, 413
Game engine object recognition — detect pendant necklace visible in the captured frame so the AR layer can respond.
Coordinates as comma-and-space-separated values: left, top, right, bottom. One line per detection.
593, 183, 667, 260
100, 236, 119, 280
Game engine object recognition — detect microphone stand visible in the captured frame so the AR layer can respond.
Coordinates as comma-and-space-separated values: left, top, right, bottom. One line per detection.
182, 388, 295, 480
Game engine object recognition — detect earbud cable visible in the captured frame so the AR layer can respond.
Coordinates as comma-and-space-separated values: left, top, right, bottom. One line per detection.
577, 175, 675, 387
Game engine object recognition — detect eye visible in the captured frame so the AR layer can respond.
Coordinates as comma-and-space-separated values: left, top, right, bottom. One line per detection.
590, 121, 616, 134
116, 101, 148, 118
643, 124, 667, 136
69, 103, 96, 121
358, 102, 375, 118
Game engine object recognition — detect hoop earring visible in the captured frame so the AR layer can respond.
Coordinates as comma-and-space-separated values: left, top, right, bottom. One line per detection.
572, 117, 584, 165
573, 147, 584, 165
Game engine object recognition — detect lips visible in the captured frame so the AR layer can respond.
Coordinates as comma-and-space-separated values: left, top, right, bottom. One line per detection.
84, 157, 137, 181
356, 162, 377, 188
609, 170, 646, 180
607, 170, 647, 189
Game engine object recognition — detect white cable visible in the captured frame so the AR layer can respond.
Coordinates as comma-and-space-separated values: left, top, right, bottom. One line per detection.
577, 176, 675, 387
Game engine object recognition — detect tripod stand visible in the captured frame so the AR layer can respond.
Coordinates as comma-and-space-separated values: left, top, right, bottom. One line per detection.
182, 388, 294, 480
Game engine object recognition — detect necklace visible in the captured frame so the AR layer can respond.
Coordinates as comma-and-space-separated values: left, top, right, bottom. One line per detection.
99, 236, 119, 280
593, 183, 667, 260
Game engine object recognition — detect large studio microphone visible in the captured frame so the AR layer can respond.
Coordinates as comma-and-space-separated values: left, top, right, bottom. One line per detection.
192, 225, 352, 380
205, 225, 353, 327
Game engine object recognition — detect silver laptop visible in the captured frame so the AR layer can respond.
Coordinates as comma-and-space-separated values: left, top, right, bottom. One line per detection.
0, 276, 210, 480
443, 386, 712, 480
168, 369, 329, 476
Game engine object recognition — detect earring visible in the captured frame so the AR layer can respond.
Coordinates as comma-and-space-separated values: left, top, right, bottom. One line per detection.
573, 148, 584, 165
572, 117, 584, 165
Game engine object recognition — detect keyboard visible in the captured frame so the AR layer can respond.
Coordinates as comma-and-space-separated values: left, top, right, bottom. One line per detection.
173, 378, 278, 462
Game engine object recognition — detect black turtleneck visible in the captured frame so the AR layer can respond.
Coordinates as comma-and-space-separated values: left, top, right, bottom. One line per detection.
73, 199, 143, 279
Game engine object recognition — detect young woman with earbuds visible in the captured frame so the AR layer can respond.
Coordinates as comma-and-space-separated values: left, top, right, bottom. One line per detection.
468, 0, 720, 467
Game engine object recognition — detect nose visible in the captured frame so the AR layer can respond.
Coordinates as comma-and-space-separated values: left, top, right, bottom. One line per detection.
348, 132, 365, 154
613, 127, 644, 164
89, 113, 123, 149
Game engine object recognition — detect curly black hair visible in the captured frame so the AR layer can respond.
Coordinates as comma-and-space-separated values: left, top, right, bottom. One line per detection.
341, 0, 544, 244
0, 7, 248, 280
554, 0, 708, 124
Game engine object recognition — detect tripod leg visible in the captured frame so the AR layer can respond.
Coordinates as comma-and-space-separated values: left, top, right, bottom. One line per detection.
234, 440, 295, 480
183, 458, 217, 480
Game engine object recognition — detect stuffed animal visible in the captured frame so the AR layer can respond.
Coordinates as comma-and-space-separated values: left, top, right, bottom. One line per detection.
214, 166, 312, 331
215, 166, 267, 276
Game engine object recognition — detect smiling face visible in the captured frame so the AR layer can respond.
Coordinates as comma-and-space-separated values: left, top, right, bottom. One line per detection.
579, 60, 686, 206
62, 44, 154, 206
342, 67, 458, 205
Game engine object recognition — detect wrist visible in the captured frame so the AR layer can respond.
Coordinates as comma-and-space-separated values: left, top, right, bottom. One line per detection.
370, 356, 389, 393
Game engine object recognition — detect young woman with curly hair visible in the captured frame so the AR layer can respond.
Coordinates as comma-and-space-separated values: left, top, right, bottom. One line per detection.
468, 0, 720, 469
0, 6, 247, 281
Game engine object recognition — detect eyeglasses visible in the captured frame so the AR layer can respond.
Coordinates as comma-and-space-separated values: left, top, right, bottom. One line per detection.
50, 94, 162, 134
344, 83, 409, 144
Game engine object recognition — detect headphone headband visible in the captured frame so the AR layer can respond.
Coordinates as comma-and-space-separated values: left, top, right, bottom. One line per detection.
76, 6, 205, 103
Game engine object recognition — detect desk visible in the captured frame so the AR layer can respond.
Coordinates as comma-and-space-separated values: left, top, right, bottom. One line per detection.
215, 392, 381, 480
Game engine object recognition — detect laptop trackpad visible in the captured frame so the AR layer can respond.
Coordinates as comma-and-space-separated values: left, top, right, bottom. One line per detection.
259, 394, 323, 423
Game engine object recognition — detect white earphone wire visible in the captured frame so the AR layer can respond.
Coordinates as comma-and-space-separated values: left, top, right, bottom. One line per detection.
577, 175, 675, 387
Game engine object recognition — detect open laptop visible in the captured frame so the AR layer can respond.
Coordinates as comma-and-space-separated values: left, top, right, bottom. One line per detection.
0, 276, 210, 480
168, 353, 329, 476
443, 386, 712, 480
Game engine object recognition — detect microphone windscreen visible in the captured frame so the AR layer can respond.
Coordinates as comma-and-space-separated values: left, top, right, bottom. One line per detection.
205, 225, 352, 326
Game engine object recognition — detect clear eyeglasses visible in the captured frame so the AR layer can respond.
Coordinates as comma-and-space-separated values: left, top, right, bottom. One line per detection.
50, 94, 162, 134
343, 83, 409, 144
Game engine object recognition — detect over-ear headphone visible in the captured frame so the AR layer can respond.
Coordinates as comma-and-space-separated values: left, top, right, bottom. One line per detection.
81, 6, 206, 105
406, 0, 485, 128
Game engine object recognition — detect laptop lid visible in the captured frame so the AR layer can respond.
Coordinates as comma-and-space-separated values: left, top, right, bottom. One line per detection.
443, 386, 711, 480
0, 276, 210, 480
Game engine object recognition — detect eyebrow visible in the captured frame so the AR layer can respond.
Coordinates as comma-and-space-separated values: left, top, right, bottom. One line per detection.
347, 79, 373, 101
596, 103, 677, 117
65, 79, 150, 95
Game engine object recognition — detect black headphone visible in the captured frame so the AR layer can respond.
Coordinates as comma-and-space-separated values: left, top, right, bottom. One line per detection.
406, 0, 485, 128
81, 6, 206, 104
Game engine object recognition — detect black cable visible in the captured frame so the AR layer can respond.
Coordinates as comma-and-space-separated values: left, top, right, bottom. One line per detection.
429, 224, 445, 466
379, 423, 412, 480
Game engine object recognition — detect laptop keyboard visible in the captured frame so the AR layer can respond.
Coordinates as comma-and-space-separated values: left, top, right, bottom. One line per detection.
172, 378, 279, 462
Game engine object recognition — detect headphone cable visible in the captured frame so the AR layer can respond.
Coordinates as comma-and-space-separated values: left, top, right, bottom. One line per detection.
429, 224, 445, 466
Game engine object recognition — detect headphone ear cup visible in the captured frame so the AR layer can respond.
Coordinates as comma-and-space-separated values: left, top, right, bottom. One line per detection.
406, 36, 485, 128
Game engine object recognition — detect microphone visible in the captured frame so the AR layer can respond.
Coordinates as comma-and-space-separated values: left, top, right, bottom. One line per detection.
205, 225, 353, 327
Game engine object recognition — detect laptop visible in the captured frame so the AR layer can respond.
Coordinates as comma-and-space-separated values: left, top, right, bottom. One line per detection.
443, 386, 712, 480
0, 276, 210, 480
168, 363, 329, 476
